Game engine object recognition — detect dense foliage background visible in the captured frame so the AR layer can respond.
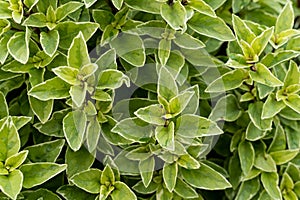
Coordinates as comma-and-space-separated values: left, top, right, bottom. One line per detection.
0, 0, 300, 199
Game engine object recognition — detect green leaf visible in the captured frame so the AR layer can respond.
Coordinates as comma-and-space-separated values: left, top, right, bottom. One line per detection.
158, 38, 171, 66
0, 1, 11, 19
63, 110, 87, 151
155, 121, 175, 151
173, 32, 205, 50
110, 181, 137, 200
261, 172, 282, 200
112, 0, 123, 9
29, 77, 71, 101
110, 33, 145, 67
70, 85, 87, 107
174, 178, 198, 199
52, 66, 79, 85
21, 188, 61, 200
163, 162, 178, 192
0, 170, 23, 200
24, 0, 39, 11
262, 94, 285, 119
181, 162, 232, 190
0, 118, 20, 162
71, 169, 102, 194
232, 15, 256, 44
111, 117, 153, 142
176, 114, 223, 138
187, 0, 215, 17
125, 0, 161, 14
235, 177, 260, 200
205, 69, 248, 92
101, 165, 115, 185
135, 104, 165, 126
250, 63, 283, 87
232, 0, 250, 13
20, 163, 67, 188
270, 149, 299, 165
133, 181, 159, 194
169, 91, 194, 117
92, 10, 114, 31
284, 61, 300, 88
55, 21, 99, 49
189, 13, 235, 41
23, 13, 47, 27
160, 1, 186, 31
283, 94, 300, 114
5, 150, 28, 171
177, 154, 200, 169
248, 101, 272, 131
261, 50, 299, 68
95, 49, 117, 70
158, 67, 178, 101
0, 91, 8, 119
65, 146, 95, 178
209, 94, 242, 122
56, 1, 83, 22
251, 27, 274, 56
7, 28, 30, 64
275, 1, 294, 34
40, 30, 59, 57
25, 139, 65, 163
139, 156, 155, 188
254, 153, 277, 172
68, 32, 90, 69
97, 69, 130, 89
57, 185, 97, 200
246, 122, 266, 141
238, 141, 255, 175
83, 0, 97, 8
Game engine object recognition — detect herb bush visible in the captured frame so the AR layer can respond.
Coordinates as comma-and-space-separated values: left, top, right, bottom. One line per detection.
0, 0, 300, 199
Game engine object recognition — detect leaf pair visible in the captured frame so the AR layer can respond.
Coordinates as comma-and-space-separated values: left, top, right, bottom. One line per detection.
71, 165, 137, 200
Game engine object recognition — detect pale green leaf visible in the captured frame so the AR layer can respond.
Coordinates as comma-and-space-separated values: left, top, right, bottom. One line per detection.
248, 101, 272, 131
160, 1, 186, 31
283, 94, 300, 114
181, 163, 232, 190
20, 163, 67, 188
174, 178, 198, 199
134, 104, 166, 126
7, 29, 30, 64
262, 94, 285, 119
25, 139, 65, 163
22, 13, 47, 27
71, 169, 101, 194
249, 63, 283, 87
0, 91, 8, 118
56, 1, 83, 22
251, 27, 274, 56
235, 177, 260, 200
261, 172, 282, 200
40, 30, 59, 57
205, 69, 248, 92
0, 170, 23, 200
52, 66, 79, 85
97, 69, 130, 89
189, 13, 235, 41
110, 33, 145, 67
139, 156, 154, 188
5, 150, 28, 171
63, 110, 87, 151
270, 149, 299, 165
158, 67, 178, 101
238, 141, 255, 175
176, 114, 223, 138
275, 1, 294, 34
187, 0, 215, 17
163, 162, 178, 192
68, 32, 90, 69
0, 118, 20, 162
28, 77, 71, 101
110, 182, 137, 200
155, 121, 175, 151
